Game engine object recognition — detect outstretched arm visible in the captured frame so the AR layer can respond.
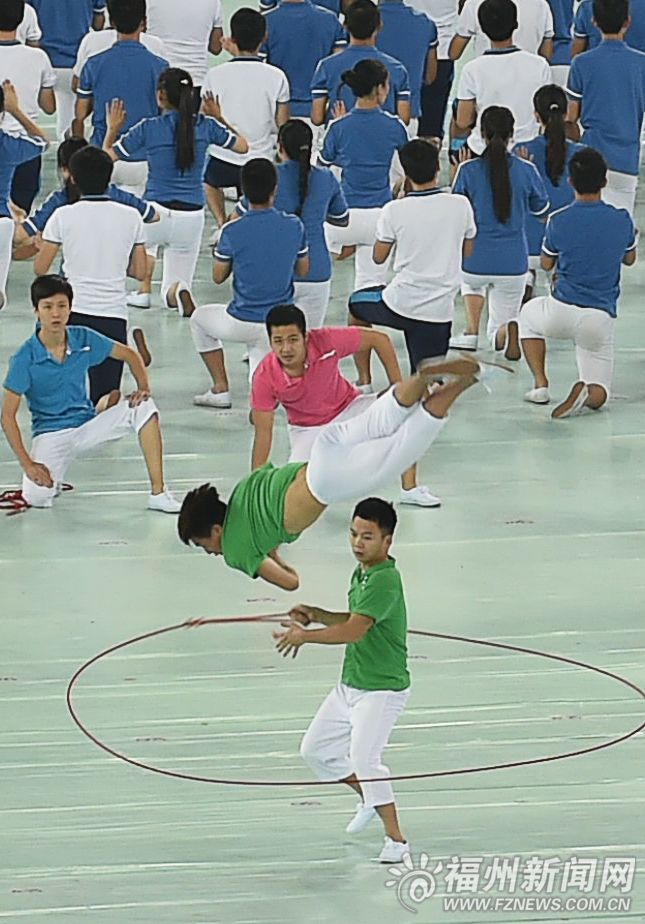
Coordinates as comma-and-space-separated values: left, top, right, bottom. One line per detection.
257, 553, 300, 591
274, 613, 373, 657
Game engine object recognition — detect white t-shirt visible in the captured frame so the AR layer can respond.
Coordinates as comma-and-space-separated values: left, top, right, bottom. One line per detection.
377, 188, 477, 321
73, 29, 166, 78
146, 0, 223, 85
43, 200, 145, 320
457, 0, 554, 56
17, 5, 42, 44
406, 0, 458, 60
0, 43, 55, 136
202, 58, 290, 166
456, 47, 552, 154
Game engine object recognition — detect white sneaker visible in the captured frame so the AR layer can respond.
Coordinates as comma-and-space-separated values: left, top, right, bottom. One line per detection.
524, 386, 550, 405
378, 837, 411, 864
449, 332, 478, 351
355, 383, 374, 395
193, 390, 232, 409
147, 489, 181, 514
345, 802, 377, 834
400, 485, 441, 508
127, 292, 151, 309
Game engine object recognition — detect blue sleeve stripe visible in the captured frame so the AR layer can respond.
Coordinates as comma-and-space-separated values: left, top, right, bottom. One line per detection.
76, 87, 93, 97
143, 204, 156, 223
311, 89, 328, 97
23, 219, 38, 236
541, 245, 558, 256
223, 132, 237, 150
114, 140, 131, 158
567, 88, 582, 99
298, 246, 309, 256
214, 250, 232, 261
531, 203, 550, 216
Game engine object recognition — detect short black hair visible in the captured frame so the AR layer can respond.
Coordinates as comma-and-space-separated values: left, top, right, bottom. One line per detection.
352, 497, 397, 536
478, 0, 517, 41
345, 0, 380, 40
31, 275, 74, 309
266, 304, 307, 337
57, 137, 88, 170
241, 158, 277, 204
69, 146, 113, 195
107, 0, 146, 34
569, 147, 607, 194
399, 139, 439, 184
0, 0, 24, 31
592, 0, 628, 33
178, 484, 228, 544
230, 8, 266, 52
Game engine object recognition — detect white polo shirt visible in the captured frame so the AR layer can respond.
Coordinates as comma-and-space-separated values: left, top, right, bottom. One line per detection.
17, 5, 42, 44
406, 0, 458, 60
43, 199, 145, 320
377, 188, 477, 322
456, 0, 554, 56
0, 42, 55, 136
456, 46, 551, 155
202, 57, 290, 166
72, 29, 166, 78
146, 0, 223, 85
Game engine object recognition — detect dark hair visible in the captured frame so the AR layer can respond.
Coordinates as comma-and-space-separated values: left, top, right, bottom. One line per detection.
158, 68, 195, 171
345, 0, 380, 39
569, 147, 607, 194
230, 8, 266, 52
265, 304, 307, 337
352, 497, 397, 536
56, 138, 88, 204
31, 275, 74, 309
534, 85, 567, 186
69, 146, 113, 195
278, 120, 312, 216
107, 0, 146, 34
178, 484, 228, 544
341, 59, 389, 99
241, 158, 277, 204
592, 0, 628, 33
0, 0, 24, 31
399, 139, 439, 184
481, 106, 514, 224
478, 0, 517, 41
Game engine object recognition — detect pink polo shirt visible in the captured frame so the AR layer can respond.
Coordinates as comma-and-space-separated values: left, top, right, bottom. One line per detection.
251, 327, 362, 427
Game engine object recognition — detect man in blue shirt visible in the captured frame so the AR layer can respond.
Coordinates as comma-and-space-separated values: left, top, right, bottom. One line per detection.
567, 0, 645, 214
1, 274, 180, 512
547, 0, 574, 85
520, 148, 637, 419
572, 0, 645, 56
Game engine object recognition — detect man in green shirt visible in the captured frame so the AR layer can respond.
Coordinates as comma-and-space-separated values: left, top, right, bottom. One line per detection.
273, 497, 411, 864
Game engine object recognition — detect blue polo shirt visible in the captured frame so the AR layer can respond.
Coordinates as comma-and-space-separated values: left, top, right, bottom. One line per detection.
568, 41, 645, 175
0, 134, 47, 218
24, 184, 156, 236
376, 0, 437, 118
261, 0, 341, 15
214, 208, 308, 322
77, 40, 168, 149
542, 200, 636, 316
573, 0, 645, 52
262, 1, 347, 117
548, 0, 574, 66
320, 108, 408, 208
27, 0, 106, 68
4, 327, 114, 437
311, 44, 410, 122
114, 112, 237, 207
453, 156, 549, 276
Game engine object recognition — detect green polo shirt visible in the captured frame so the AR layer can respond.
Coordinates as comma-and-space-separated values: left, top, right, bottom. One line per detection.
342, 557, 410, 691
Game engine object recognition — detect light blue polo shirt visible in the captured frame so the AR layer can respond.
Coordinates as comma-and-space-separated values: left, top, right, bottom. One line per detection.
543, 200, 636, 316
549, 0, 574, 66
114, 112, 236, 207
24, 184, 156, 236
568, 41, 645, 175
376, 0, 437, 118
320, 108, 408, 208
573, 0, 645, 52
311, 44, 410, 122
214, 208, 308, 322
27, 0, 106, 68
261, 0, 341, 15
77, 40, 168, 149
4, 327, 114, 437
0, 134, 47, 218
262, 1, 347, 117
452, 155, 549, 276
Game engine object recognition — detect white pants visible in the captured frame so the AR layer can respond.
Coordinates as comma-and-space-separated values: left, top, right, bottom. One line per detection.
461, 272, 526, 348
325, 207, 391, 291
550, 64, 570, 89
111, 160, 149, 197
301, 682, 410, 807
145, 206, 205, 304
288, 394, 376, 462
190, 303, 270, 380
519, 295, 616, 392
22, 398, 158, 508
306, 387, 446, 504
293, 279, 331, 329
298, 117, 325, 162
0, 216, 13, 305
603, 170, 638, 216
53, 67, 75, 139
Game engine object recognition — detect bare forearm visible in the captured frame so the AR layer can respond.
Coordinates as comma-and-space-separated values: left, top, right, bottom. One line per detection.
302, 623, 355, 644
374, 339, 402, 384
1, 414, 32, 468
251, 434, 272, 469
125, 351, 150, 391
308, 607, 350, 625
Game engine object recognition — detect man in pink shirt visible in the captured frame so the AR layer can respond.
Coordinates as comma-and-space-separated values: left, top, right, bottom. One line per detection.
250, 304, 442, 507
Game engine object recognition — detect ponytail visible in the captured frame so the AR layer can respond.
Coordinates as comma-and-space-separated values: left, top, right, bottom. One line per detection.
341, 58, 389, 99
278, 119, 313, 215
533, 84, 567, 186
158, 67, 196, 172
481, 106, 514, 225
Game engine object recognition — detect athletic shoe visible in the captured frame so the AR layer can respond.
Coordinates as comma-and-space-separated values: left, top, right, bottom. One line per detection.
129, 327, 152, 368
127, 292, 151, 309
176, 283, 196, 318
355, 383, 374, 395
524, 387, 550, 405
147, 489, 181, 514
551, 382, 589, 419
345, 802, 377, 834
400, 485, 441, 508
193, 390, 232, 409
449, 332, 478, 351
378, 837, 411, 864
241, 352, 250, 364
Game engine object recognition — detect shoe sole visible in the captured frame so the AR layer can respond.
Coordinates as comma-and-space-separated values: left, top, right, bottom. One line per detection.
400, 498, 441, 508
177, 288, 196, 318
524, 392, 550, 405
552, 382, 589, 419
504, 321, 521, 362
132, 329, 152, 368
193, 400, 232, 409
